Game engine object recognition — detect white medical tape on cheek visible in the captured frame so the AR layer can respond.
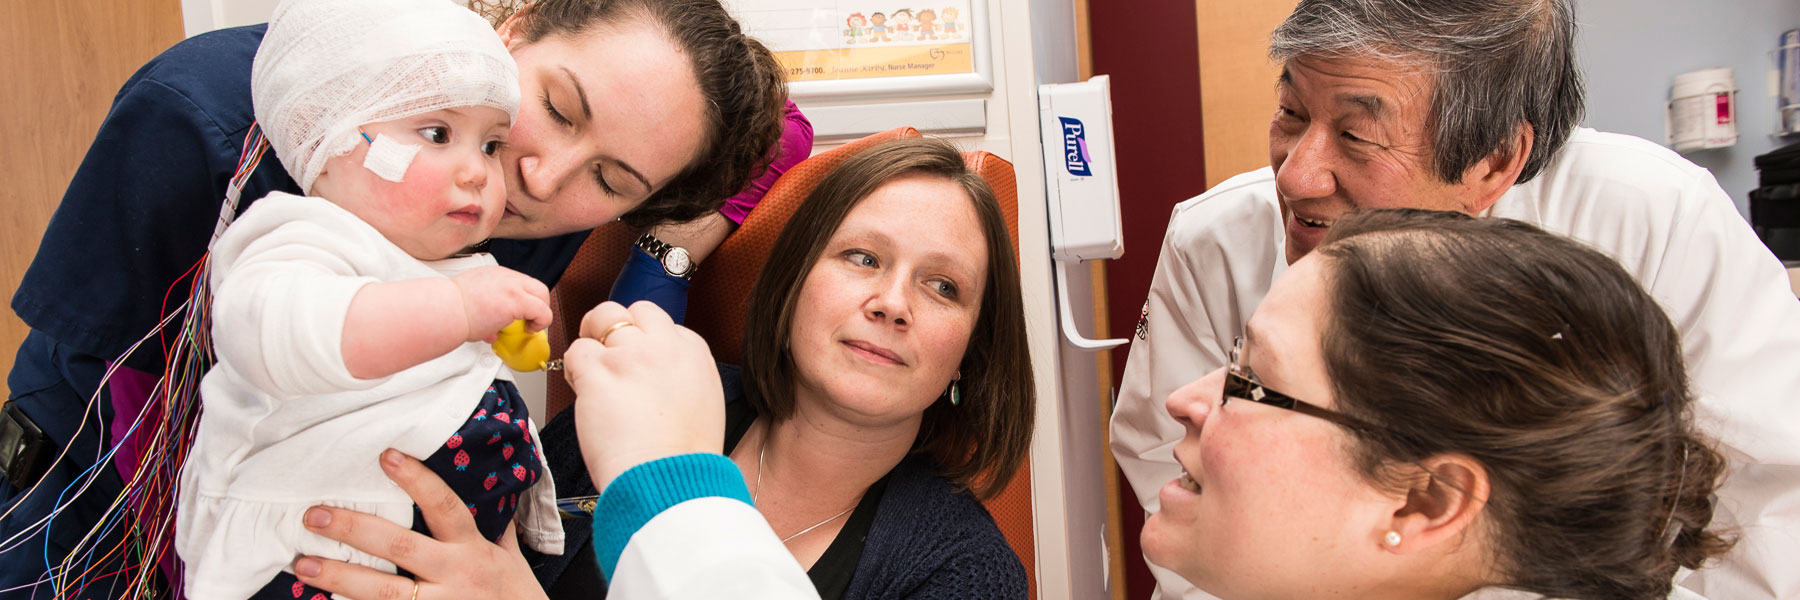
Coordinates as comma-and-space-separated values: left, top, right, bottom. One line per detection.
363, 133, 421, 182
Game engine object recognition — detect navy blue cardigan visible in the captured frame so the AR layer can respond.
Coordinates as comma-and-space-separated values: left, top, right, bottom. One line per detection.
843, 454, 1027, 599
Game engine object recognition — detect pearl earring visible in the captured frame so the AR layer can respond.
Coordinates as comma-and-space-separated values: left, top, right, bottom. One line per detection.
1384, 531, 1402, 547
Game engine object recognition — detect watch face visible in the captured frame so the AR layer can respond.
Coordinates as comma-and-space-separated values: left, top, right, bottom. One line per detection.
662, 247, 693, 276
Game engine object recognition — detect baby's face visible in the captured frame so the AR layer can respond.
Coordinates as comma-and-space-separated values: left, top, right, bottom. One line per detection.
311, 106, 512, 260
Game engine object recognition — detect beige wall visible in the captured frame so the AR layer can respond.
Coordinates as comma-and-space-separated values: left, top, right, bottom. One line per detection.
1, 2, 184, 386
1195, 0, 1297, 188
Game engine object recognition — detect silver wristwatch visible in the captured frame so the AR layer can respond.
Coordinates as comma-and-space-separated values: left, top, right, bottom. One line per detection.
636, 233, 695, 280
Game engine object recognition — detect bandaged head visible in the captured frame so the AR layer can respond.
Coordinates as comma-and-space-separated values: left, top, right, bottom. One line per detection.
251, 0, 520, 192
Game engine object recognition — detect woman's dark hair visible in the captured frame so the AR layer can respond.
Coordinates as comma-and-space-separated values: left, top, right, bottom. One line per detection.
739, 138, 1035, 500
473, 0, 788, 227
1315, 209, 1732, 599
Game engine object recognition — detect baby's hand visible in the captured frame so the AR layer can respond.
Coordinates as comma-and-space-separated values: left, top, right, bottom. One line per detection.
451, 266, 552, 343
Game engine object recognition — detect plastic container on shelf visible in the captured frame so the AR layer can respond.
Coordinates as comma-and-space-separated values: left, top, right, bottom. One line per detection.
1666, 67, 1738, 152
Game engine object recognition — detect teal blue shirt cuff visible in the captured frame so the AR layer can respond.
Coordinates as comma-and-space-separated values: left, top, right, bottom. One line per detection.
590, 453, 753, 580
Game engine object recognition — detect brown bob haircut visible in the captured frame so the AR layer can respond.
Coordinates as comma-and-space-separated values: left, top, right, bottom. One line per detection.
1316, 209, 1731, 599
740, 137, 1035, 500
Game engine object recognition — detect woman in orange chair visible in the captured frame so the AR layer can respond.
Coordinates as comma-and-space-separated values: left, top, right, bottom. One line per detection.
716, 137, 1033, 598
290, 138, 1034, 600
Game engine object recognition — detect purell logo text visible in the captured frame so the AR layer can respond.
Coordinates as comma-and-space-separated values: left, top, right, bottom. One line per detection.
1058, 117, 1092, 177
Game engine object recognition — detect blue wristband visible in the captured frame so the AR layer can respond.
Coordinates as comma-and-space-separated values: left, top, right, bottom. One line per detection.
590, 453, 753, 579
609, 245, 692, 324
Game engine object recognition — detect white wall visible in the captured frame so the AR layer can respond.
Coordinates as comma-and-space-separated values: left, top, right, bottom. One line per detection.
181, 0, 277, 36
1578, 0, 1800, 217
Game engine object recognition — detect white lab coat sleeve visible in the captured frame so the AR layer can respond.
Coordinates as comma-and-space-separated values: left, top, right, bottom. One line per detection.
1111, 179, 1283, 517
208, 194, 391, 397
1110, 213, 1228, 514
1636, 172, 1800, 600
1112, 180, 1285, 600
607, 498, 819, 600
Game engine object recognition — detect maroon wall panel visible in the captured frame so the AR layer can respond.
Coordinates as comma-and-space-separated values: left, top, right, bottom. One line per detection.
1089, 0, 1209, 597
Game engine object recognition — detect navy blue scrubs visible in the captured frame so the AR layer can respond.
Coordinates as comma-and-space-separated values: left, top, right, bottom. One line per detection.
2, 25, 588, 597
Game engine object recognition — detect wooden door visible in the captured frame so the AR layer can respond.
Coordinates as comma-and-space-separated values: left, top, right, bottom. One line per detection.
0, 1, 184, 382
1196, 0, 1298, 188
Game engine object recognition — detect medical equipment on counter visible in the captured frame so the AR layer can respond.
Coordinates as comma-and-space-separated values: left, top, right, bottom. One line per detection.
1752, 141, 1800, 262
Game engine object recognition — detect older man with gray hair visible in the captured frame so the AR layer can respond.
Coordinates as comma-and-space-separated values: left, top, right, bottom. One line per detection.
1111, 0, 1800, 598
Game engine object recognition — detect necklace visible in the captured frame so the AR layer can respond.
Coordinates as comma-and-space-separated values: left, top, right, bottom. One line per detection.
756, 437, 857, 544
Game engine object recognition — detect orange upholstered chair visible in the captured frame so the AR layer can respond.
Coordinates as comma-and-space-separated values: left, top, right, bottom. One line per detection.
544, 126, 1037, 598
957, 150, 1037, 600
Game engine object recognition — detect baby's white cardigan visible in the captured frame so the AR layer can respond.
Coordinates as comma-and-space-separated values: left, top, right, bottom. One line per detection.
176, 193, 562, 600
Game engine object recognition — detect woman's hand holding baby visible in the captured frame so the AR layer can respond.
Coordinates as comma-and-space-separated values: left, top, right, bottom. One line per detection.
292, 450, 548, 600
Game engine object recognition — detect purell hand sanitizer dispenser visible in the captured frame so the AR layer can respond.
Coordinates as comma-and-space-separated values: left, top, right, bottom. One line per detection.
1040, 75, 1128, 350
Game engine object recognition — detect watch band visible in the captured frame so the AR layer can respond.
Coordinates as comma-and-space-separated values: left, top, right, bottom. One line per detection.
635, 233, 696, 279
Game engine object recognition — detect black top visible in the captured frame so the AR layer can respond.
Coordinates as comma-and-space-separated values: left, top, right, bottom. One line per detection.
721, 392, 883, 600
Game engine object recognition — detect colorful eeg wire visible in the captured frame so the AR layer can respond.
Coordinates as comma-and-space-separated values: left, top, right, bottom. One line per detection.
0, 126, 269, 598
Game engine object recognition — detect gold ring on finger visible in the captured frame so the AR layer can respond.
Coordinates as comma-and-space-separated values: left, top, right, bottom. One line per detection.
596, 320, 637, 346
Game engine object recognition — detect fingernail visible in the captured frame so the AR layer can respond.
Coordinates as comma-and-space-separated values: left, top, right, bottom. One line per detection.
382, 449, 403, 467
305, 507, 331, 528
294, 558, 321, 577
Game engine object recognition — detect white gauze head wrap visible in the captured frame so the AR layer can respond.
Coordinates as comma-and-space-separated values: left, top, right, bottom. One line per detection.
252, 0, 520, 192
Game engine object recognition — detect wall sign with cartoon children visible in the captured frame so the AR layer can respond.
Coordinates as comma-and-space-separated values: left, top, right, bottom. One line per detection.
748, 1, 985, 88
844, 5, 967, 45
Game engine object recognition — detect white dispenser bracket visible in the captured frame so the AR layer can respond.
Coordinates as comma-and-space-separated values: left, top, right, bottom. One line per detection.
1040, 76, 1127, 351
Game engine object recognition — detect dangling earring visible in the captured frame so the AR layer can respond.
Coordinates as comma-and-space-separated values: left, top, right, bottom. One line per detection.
1383, 531, 1402, 547
946, 371, 962, 406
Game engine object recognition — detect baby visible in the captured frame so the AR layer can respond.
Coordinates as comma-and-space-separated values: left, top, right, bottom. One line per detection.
175, 0, 561, 598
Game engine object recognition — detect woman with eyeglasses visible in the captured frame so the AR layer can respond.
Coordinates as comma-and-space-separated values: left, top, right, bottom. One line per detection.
1145, 209, 1733, 600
